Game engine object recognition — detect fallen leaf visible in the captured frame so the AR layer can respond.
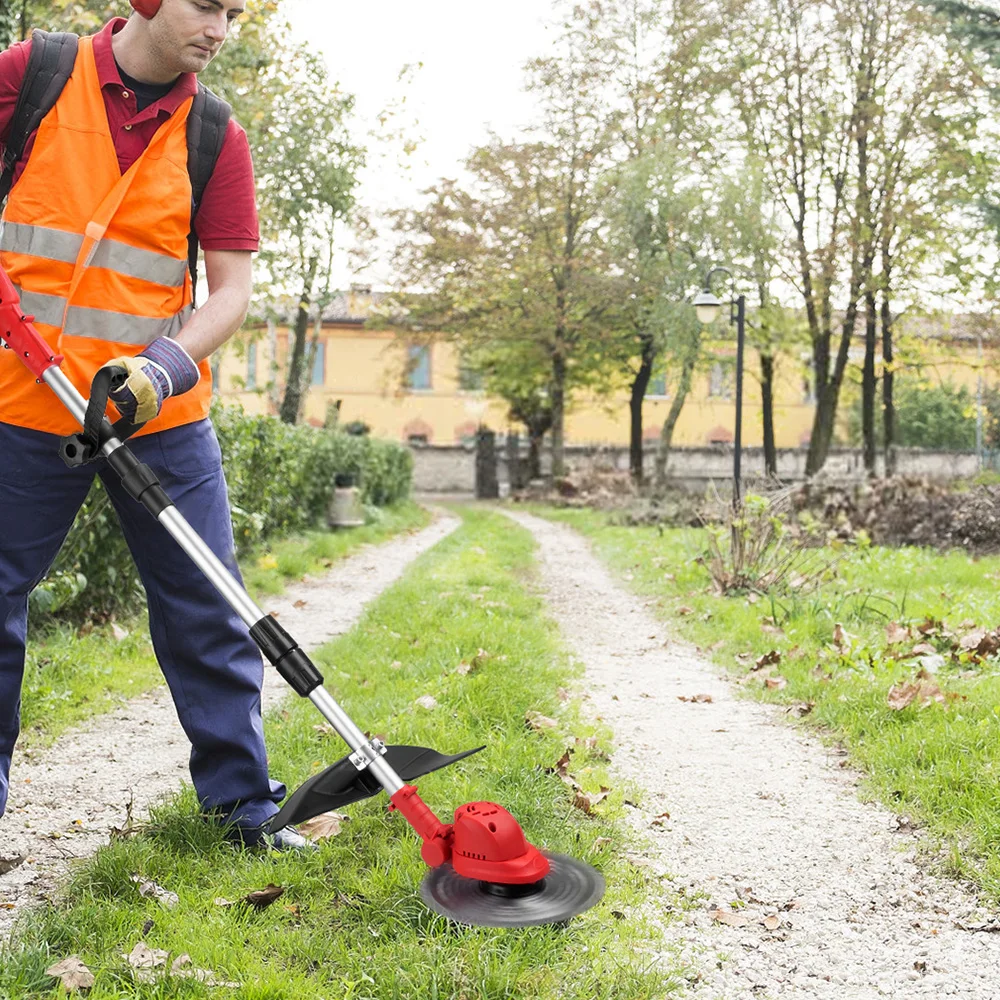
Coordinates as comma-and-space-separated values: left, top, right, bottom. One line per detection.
111, 623, 129, 642
650, 811, 671, 827
677, 606, 694, 616
909, 642, 937, 657
572, 786, 611, 815
390, 660, 403, 670
762, 914, 782, 931
45, 957, 95, 992
298, 811, 349, 841
556, 687, 571, 701
415, 695, 438, 710
678, 694, 713, 703
887, 679, 947, 711
764, 676, 787, 691
129, 874, 178, 908
592, 837, 612, 850
709, 907, 750, 928
214, 897, 234, 908
885, 622, 911, 645
245, 884, 285, 909
0, 854, 25, 875
525, 711, 558, 731
454, 661, 474, 676
785, 701, 815, 718
125, 942, 169, 969
754, 650, 781, 671
293, 599, 308, 609
746, 592, 760, 605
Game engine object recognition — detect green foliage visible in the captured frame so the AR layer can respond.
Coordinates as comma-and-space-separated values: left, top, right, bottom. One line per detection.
846, 378, 978, 450
37, 404, 412, 620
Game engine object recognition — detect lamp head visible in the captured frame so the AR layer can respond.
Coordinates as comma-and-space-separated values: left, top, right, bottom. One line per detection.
693, 289, 723, 325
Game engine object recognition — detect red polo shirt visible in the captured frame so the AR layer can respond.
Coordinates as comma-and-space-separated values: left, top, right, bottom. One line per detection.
0, 18, 259, 252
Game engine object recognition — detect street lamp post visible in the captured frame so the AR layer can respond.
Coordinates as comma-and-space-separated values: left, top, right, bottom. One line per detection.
693, 267, 746, 509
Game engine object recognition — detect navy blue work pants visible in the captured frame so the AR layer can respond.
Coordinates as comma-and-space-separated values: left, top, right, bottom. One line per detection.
0, 418, 285, 830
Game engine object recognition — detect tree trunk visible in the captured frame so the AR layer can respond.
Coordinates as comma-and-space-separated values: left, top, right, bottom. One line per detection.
550, 353, 567, 479
527, 431, 543, 479
279, 259, 317, 424
629, 333, 655, 486
862, 289, 878, 477
881, 287, 896, 476
653, 343, 699, 490
760, 351, 777, 478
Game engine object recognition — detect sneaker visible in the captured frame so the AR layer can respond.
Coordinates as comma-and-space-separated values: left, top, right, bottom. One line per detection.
260, 825, 319, 854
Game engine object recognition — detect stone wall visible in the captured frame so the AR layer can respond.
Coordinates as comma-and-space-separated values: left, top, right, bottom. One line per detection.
409, 442, 982, 495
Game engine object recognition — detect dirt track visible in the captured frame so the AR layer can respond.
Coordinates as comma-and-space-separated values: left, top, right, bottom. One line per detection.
504, 509, 1000, 1000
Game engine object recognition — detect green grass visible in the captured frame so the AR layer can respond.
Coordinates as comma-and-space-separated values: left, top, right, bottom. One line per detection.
18, 502, 431, 751
1, 508, 680, 1000
537, 506, 1000, 900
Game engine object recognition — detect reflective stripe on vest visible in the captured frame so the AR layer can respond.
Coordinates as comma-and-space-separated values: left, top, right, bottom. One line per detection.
0, 221, 189, 288
15, 286, 194, 345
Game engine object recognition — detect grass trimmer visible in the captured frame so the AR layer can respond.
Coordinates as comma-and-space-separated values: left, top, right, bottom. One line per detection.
0, 272, 605, 928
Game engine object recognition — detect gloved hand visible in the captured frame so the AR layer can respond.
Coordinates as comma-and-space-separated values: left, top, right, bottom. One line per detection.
106, 337, 200, 424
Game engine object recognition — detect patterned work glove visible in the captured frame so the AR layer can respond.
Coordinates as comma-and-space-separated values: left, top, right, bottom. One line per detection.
106, 337, 200, 424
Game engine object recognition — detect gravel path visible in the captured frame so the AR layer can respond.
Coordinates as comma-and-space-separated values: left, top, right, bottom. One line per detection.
0, 511, 459, 941
504, 510, 1000, 1000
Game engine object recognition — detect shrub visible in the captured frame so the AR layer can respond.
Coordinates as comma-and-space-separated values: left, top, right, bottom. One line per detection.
32, 402, 413, 620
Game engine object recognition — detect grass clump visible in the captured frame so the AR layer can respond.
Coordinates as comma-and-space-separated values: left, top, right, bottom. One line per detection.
2, 507, 680, 1000
539, 506, 1000, 901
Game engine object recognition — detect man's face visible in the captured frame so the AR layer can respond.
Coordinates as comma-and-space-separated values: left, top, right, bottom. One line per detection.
149, 0, 245, 76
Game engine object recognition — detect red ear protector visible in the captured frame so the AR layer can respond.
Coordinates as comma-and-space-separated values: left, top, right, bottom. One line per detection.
130, 0, 162, 18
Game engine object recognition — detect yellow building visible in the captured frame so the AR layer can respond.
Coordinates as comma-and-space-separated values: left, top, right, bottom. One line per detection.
214, 290, 998, 448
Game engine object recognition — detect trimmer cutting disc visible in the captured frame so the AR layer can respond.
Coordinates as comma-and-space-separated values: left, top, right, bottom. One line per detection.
420, 853, 605, 928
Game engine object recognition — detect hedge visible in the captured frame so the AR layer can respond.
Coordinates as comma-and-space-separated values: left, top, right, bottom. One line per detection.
31, 402, 413, 619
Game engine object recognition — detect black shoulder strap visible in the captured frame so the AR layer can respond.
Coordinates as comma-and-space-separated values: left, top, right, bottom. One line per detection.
0, 29, 78, 203
186, 83, 232, 296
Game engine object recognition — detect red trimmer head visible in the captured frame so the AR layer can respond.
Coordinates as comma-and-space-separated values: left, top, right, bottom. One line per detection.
393, 792, 604, 926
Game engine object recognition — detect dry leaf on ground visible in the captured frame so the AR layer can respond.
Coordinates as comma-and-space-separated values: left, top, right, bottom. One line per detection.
111, 623, 129, 642
885, 622, 911, 645
678, 694, 713, 703
677, 606, 695, 616
709, 907, 751, 928
125, 942, 168, 969
754, 650, 781, 671
415, 695, 438, 710
525, 711, 558, 731
762, 914, 782, 931
298, 811, 349, 841
887, 679, 946, 711
45, 957, 95, 992
245, 884, 285, 909
129, 874, 178, 908
572, 786, 611, 814
764, 676, 787, 690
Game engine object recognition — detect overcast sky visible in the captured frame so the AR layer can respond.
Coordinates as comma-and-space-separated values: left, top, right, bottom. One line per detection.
283, 0, 559, 288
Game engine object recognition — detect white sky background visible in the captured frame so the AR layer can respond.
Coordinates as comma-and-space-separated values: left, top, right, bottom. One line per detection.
283, 0, 559, 291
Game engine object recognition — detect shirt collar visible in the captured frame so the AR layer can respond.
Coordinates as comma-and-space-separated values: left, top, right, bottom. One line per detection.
93, 18, 199, 114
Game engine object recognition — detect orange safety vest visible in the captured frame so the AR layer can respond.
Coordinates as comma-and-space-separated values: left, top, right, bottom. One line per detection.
0, 33, 212, 437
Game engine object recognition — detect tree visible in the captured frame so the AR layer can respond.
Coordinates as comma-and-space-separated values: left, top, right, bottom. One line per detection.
251, 45, 363, 424
727, 0, 995, 478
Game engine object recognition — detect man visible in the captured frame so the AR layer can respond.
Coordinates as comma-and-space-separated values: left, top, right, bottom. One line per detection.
0, 0, 310, 851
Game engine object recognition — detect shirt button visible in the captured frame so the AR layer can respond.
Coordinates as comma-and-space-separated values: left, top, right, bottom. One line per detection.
122, 90, 130, 99
124, 124, 133, 131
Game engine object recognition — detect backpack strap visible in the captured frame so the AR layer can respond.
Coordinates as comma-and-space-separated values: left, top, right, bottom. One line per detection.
186, 83, 232, 297
0, 29, 78, 203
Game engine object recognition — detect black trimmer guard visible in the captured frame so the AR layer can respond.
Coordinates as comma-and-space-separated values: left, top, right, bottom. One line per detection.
267, 744, 486, 833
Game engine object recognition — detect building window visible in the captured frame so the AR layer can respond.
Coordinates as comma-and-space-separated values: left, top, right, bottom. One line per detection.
458, 361, 483, 392
407, 345, 432, 390
646, 372, 668, 398
311, 341, 326, 386
246, 341, 257, 390
708, 361, 733, 400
